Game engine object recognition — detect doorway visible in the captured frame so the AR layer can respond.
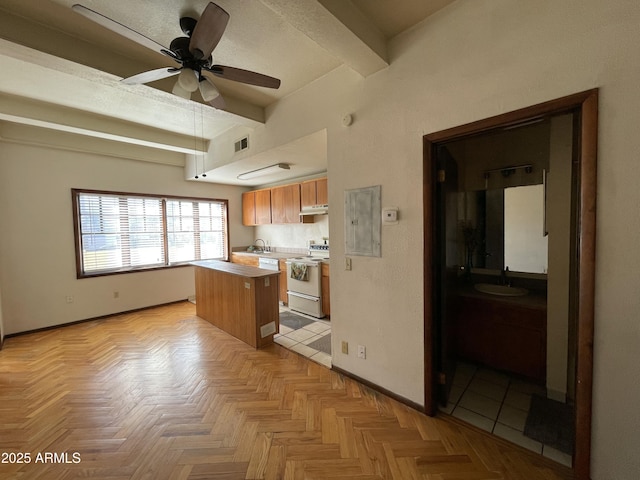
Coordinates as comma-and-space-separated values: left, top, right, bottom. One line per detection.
423, 90, 597, 479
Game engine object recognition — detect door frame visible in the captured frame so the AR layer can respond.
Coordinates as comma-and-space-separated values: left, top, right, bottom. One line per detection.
423, 89, 597, 479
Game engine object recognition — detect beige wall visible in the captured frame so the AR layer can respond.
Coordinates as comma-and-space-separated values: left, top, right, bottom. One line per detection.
0, 141, 252, 335
236, 1, 640, 478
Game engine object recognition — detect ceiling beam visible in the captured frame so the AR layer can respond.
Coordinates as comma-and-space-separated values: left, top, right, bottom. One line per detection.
259, 0, 389, 77
0, 93, 208, 154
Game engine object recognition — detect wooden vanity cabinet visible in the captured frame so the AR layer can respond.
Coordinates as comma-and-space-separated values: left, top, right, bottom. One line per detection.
455, 295, 546, 383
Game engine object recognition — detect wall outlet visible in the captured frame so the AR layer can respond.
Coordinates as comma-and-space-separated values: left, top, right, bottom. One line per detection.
341, 341, 349, 354
113, 291, 119, 299
65, 295, 74, 304
357, 345, 366, 359
345, 257, 352, 271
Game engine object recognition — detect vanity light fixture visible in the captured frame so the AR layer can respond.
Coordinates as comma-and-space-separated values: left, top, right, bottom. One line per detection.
484, 163, 533, 178
237, 163, 290, 180
483, 164, 533, 188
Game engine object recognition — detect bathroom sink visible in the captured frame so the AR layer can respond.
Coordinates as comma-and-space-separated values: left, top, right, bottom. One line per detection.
474, 283, 529, 297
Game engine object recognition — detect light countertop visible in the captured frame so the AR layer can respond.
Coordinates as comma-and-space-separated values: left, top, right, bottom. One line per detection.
191, 260, 280, 277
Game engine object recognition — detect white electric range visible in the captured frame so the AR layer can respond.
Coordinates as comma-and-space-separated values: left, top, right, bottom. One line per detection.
285, 244, 329, 318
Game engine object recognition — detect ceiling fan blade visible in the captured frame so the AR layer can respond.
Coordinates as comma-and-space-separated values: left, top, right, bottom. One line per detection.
206, 65, 281, 89
121, 68, 180, 85
72, 4, 168, 54
189, 2, 230, 60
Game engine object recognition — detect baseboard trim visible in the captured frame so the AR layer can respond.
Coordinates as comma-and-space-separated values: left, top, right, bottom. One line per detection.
331, 365, 425, 413
4, 299, 190, 339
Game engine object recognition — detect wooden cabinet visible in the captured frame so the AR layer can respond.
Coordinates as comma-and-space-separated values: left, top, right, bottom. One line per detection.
279, 259, 288, 304
242, 191, 256, 226
455, 295, 546, 383
231, 253, 259, 267
242, 189, 271, 226
301, 177, 328, 207
271, 183, 304, 224
255, 189, 271, 225
242, 178, 326, 225
321, 262, 330, 317
194, 262, 279, 348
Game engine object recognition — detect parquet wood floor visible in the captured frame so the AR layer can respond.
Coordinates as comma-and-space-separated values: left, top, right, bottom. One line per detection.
0, 302, 574, 479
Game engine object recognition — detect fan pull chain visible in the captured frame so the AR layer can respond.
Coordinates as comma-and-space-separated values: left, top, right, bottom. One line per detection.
200, 103, 206, 177
193, 102, 199, 179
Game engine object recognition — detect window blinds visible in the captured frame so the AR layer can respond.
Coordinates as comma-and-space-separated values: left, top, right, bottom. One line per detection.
74, 190, 228, 276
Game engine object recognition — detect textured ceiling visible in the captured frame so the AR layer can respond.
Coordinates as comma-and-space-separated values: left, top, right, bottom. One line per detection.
0, 0, 456, 184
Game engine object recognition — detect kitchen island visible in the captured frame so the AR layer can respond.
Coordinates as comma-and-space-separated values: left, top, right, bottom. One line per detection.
192, 260, 280, 348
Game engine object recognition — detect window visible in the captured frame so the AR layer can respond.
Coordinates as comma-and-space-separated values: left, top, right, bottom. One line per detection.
72, 189, 228, 277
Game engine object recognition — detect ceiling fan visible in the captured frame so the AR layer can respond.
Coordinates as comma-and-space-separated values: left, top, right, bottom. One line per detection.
71, 2, 281, 109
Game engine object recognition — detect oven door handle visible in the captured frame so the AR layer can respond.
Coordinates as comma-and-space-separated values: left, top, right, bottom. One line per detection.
287, 291, 320, 302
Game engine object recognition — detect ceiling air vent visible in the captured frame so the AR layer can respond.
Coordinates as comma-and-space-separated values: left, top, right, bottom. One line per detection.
234, 136, 249, 153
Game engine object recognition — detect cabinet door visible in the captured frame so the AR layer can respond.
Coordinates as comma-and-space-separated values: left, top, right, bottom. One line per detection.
316, 178, 328, 205
242, 191, 256, 226
279, 260, 288, 304
321, 263, 330, 317
284, 184, 301, 223
255, 189, 272, 225
301, 178, 328, 207
271, 184, 301, 224
271, 186, 286, 224
301, 181, 317, 208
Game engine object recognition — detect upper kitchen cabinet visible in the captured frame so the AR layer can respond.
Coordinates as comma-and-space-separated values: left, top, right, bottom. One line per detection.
271, 183, 307, 224
242, 189, 271, 226
301, 177, 328, 207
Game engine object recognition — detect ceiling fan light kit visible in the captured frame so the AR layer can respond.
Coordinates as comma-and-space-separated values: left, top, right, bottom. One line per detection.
171, 81, 191, 99
71, 2, 281, 108
177, 68, 199, 92
199, 80, 220, 102
237, 163, 290, 181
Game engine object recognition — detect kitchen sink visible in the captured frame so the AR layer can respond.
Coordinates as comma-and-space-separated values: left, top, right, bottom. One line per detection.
474, 283, 529, 297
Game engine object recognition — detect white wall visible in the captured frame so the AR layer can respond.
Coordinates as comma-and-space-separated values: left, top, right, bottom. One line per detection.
241, 1, 640, 478
0, 141, 252, 335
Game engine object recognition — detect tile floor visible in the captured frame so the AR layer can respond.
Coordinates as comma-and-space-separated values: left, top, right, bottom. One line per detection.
440, 361, 573, 468
274, 306, 332, 368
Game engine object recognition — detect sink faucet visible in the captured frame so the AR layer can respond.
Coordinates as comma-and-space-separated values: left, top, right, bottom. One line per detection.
254, 238, 266, 252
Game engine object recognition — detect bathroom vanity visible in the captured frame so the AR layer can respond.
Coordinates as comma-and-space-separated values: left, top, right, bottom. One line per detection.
454, 286, 547, 383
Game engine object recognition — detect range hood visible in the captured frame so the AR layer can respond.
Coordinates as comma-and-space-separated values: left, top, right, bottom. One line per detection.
299, 204, 329, 216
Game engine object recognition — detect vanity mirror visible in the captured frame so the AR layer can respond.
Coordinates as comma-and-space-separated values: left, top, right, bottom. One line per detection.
461, 182, 548, 274
446, 119, 552, 275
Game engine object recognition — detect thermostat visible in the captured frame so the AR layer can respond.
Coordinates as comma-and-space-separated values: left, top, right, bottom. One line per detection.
382, 207, 399, 225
